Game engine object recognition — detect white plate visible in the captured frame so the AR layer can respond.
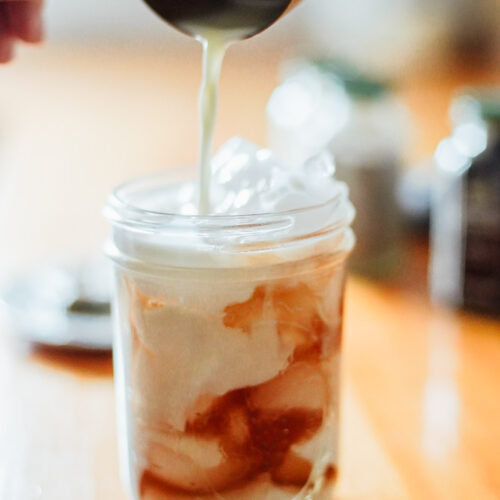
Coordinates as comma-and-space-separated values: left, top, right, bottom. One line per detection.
0, 261, 113, 351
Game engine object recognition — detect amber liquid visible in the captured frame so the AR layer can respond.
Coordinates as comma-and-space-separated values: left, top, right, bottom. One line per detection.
121, 260, 344, 499
143, 0, 295, 39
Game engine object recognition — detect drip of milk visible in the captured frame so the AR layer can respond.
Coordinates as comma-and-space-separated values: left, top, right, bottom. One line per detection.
197, 34, 228, 215
196, 22, 258, 215
141, 1, 302, 214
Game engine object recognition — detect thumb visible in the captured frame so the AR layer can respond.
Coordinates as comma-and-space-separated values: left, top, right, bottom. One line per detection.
5, 0, 44, 43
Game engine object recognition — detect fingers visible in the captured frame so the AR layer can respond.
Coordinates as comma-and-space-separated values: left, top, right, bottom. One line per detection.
0, 35, 14, 63
6, 1, 44, 43
0, 1, 44, 63
0, 4, 14, 63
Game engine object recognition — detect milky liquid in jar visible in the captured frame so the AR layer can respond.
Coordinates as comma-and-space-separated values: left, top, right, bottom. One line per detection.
105, 141, 355, 499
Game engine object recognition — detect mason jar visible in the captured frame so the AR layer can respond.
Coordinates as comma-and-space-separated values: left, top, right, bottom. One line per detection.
104, 170, 354, 500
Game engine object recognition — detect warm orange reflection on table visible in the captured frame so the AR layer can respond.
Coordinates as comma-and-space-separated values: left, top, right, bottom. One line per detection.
0, 47, 499, 499
338, 281, 500, 500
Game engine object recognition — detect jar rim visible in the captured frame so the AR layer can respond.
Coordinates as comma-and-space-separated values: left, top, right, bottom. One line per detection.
104, 170, 355, 270
104, 170, 354, 235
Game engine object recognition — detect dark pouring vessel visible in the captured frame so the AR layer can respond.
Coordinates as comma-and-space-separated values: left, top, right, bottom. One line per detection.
142, 0, 302, 39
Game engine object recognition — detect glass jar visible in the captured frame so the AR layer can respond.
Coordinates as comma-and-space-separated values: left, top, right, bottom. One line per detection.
104, 170, 354, 500
325, 68, 407, 279
267, 61, 408, 279
430, 88, 500, 317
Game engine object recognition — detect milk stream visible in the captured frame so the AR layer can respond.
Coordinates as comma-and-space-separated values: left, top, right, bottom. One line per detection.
141, 0, 300, 214
197, 35, 227, 215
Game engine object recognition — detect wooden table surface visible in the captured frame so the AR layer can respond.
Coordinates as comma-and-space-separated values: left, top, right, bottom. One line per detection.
0, 45, 499, 500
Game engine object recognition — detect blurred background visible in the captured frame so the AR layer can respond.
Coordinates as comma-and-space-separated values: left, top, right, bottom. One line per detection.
0, 0, 498, 341
0, 1, 499, 498
0, 0, 498, 294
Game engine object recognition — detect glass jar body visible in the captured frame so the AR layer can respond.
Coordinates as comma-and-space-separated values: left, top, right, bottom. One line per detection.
105, 171, 354, 499
112, 253, 347, 499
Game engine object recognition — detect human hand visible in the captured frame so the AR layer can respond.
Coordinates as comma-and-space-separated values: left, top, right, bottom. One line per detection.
0, 0, 43, 63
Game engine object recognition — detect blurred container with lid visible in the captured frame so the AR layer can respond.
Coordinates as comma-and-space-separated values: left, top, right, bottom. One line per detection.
267, 60, 410, 279
430, 88, 500, 317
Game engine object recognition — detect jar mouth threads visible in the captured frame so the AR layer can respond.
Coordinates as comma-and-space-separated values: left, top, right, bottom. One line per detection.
104, 171, 355, 272
105, 171, 354, 247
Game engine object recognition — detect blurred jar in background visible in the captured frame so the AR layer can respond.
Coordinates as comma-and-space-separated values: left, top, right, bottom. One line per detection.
267, 64, 351, 168
268, 61, 410, 279
430, 89, 500, 317
323, 62, 409, 279
449, 0, 500, 62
